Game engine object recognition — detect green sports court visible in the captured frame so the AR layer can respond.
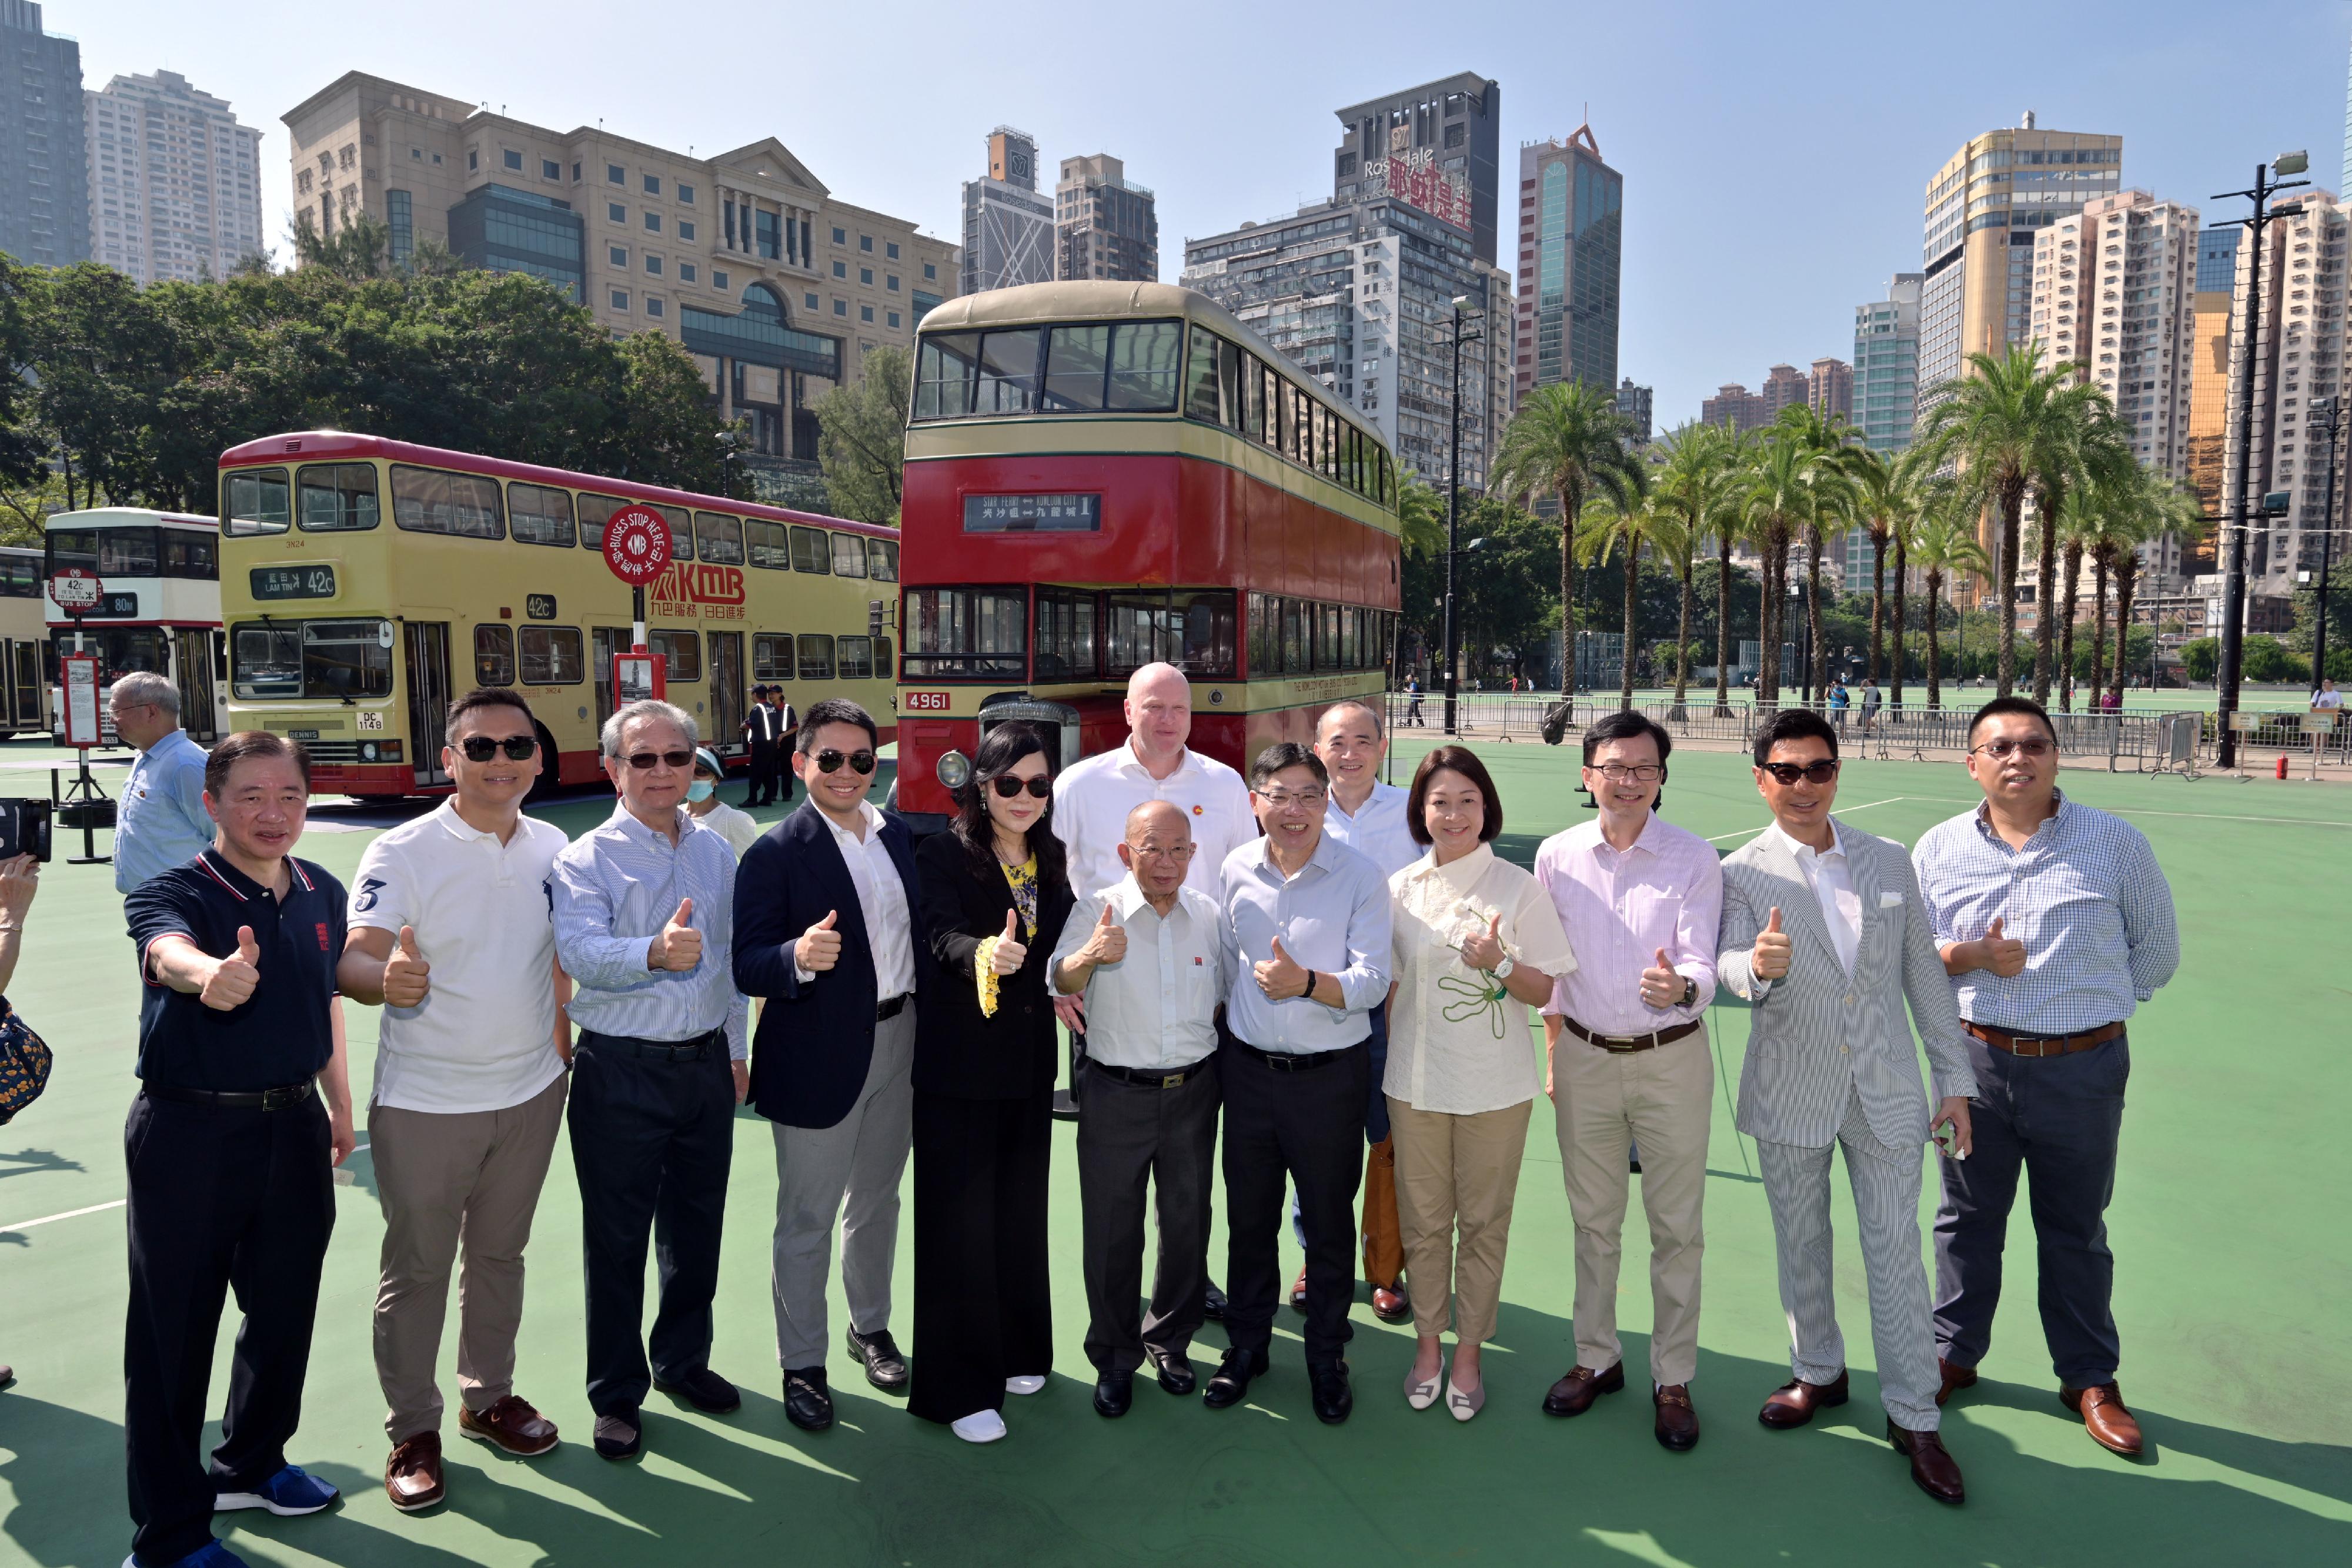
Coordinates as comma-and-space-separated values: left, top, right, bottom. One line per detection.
1, 737, 2344, 1567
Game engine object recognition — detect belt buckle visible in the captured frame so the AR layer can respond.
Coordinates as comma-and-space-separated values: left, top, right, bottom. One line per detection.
260, 1085, 302, 1110
1161, 1072, 1184, 1089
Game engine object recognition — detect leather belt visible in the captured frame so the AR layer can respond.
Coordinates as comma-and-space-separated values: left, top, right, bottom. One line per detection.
143, 1081, 315, 1111
1087, 1058, 1210, 1089
1966, 1019, 2124, 1058
1230, 1038, 1349, 1072
587, 1028, 723, 1062
1559, 1015, 1703, 1054
877, 994, 910, 1021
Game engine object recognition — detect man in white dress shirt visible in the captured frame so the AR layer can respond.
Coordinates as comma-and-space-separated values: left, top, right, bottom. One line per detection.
1053, 663, 1256, 903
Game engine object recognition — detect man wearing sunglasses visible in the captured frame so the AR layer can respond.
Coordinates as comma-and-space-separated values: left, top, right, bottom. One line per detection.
340, 688, 574, 1510
1913, 696, 2177, 1459
1718, 708, 1977, 1504
551, 699, 749, 1463
733, 698, 936, 1434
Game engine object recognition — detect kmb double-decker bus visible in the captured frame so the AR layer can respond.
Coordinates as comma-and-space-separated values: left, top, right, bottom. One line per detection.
0, 547, 50, 737
42, 509, 226, 744
216, 432, 897, 798
892, 281, 1401, 829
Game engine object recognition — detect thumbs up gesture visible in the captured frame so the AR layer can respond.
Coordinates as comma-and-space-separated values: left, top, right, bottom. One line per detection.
1254, 934, 1311, 1001
1459, 911, 1506, 972
649, 898, 702, 973
1979, 914, 2027, 978
1753, 905, 1792, 981
798, 908, 842, 973
989, 907, 1030, 975
1079, 901, 1127, 967
1640, 945, 1685, 1009
382, 924, 432, 1008
202, 925, 262, 1011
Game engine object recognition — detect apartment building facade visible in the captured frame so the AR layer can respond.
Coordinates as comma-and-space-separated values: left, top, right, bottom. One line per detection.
2184, 225, 2240, 549
1852, 273, 1923, 453
1331, 73, 1501, 265
1055, 153, 1157, 282
0, 0, 85, 267
86, 69, 263, 284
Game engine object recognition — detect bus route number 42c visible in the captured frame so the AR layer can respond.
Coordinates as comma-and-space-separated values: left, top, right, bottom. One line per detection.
903, 691, 953, 713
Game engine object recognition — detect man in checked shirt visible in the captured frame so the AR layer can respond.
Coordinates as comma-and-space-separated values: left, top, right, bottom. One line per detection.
1913, 696, 2179, 1459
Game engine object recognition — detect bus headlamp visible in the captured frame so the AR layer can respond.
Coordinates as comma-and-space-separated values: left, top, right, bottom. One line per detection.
360, 742, 378, 761
937, 749, 971, 791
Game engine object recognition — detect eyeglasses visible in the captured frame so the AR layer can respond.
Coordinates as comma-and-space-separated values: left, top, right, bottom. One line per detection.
1255, 788, 1327, 809
623, 748, 695, 771
989, 775, 1053, 800
1970, 736, 2054, 760
458, 734, 538, 763
813, 748, 877, 775
1131, 842, 1194, 860
1759, 760, 1841, 786
1589, 763, 1663, 783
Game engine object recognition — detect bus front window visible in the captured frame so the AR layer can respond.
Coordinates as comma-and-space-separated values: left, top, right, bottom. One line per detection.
231, 624, 302, 698
230, 618, 393, 700
52, 626, 168, 678
902, 587, 1025, 680
224, 468, 292, 535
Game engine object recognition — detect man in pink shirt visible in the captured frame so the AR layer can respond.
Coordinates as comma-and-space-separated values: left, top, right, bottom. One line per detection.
1532, 710, 1724, 1452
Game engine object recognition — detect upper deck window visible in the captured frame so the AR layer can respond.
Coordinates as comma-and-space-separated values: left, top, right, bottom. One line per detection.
298, 464, 380, 532
913, 319, 1181, 419
224, 468, 292, 536
391, 464, 505, 539
509, 483, 576, 547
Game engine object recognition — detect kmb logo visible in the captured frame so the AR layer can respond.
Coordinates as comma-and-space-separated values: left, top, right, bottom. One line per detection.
649, 563, 746, 608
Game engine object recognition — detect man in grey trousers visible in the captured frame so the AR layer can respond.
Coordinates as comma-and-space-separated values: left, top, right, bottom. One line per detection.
1717, 709, 1977, 1505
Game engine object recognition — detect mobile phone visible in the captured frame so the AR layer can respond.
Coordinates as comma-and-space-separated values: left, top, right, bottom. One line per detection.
0, 799, 49, 863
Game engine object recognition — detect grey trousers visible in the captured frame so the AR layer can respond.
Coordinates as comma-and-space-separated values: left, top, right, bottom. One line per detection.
769, 1005, 916, 1370
1756, 1088, 1942, 1431
1075, 1059, 1220, 1375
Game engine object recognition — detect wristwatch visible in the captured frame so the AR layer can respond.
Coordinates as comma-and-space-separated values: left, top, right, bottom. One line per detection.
1491, 953, 1516, 981
1679, 975, 1698, 1008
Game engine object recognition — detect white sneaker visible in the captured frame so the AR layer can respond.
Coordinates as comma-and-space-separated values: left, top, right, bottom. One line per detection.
1003, 1375, 1047, 1396
950, 1409, 1007, 1443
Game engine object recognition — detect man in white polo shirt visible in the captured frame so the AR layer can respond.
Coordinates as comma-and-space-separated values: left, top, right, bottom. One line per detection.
1054, 663, 1256, 904
338, 688, 574, 1514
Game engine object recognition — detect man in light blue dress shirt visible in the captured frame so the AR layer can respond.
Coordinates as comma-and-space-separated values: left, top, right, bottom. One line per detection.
551, 699, 749, 1463
109, 673, 213, 894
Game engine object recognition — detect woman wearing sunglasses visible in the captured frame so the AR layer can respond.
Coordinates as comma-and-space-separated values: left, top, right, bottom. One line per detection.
907, 724, 1075, 1443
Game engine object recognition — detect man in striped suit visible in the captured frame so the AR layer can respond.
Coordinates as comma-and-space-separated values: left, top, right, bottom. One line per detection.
1718, 709, 1977, 1505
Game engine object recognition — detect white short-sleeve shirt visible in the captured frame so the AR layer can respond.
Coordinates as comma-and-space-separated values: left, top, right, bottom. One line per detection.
349, 801, 569, 1114
1053, 741, 1257, 900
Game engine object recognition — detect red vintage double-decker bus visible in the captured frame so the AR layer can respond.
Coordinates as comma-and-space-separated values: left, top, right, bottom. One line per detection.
894, 282, 1401, 829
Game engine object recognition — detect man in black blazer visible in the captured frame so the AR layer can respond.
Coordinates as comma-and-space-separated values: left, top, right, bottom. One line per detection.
733, 698, 933, 1434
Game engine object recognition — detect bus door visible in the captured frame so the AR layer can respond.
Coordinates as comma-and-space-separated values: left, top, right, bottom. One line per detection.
592, 626, 633, 735
404, 621, 455, 789
175, 628, 219, 742
707, 631, 745, 757
2, 640, 37, 730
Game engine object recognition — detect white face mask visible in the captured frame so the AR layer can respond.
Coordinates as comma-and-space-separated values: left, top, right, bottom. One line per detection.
687, 779, 716, 804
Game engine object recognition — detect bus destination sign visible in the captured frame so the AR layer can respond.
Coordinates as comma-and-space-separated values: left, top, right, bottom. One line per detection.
963, 493, 1101, 533
251, 564, 338, 601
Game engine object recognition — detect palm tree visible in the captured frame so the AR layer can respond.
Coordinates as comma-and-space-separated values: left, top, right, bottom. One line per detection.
1917, 342, 2109, 696
1770, 406, 1863, 703
1739, 433, 1820, 703
2050, 485, 2104, 711
1696, 424, 1754, 714
2026, 397, 2132, 704
1908, 503, 1990, 711
1396, 472, 1446, 563
1577, 493, 1689, 710
1845, 446, 1930, 688
1648, 423, 1741, 714
2108, 473, 2203, 703
1492, 381, 1643, 698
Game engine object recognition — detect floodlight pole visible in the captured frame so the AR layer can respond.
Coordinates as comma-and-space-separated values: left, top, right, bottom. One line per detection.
2315, 399, 2344, 688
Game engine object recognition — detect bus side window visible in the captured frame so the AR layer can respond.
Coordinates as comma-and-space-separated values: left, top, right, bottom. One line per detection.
475, 624, 517, 686
390, 464, 503, 539
754, 632, 794, 682
660, 507, 693, 563
298, 463, 381, 531
796, 633, 834, 681
509, 483, 576, 547
915, 331, 980, 419
225, 467, 292, 535
837, 635, 874, 680
789, 526, 830, 575
1184, 326, 1222, 424
696, 512, 745, 565
746, 519, 790, 570
866, 538, 897, 581
578, 493, 624, 551
1220, 339, 1246, 434
830, 533, 867, 578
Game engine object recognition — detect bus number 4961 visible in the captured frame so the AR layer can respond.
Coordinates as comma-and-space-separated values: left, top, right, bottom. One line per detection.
903, 691, 952, 712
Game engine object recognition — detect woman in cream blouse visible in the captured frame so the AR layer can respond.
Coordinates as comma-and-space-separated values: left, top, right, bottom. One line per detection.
1385, 744, 1576, 1420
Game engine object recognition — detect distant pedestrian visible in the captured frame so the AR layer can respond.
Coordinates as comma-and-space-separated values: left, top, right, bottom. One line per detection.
1404, 677, 1425, 728
743, 687, 789, 808
107, 671, 213, 895
1860, 678, 1884, 736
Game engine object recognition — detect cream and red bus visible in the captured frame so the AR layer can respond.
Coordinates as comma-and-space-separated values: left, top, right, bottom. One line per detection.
42, 509, 226, 743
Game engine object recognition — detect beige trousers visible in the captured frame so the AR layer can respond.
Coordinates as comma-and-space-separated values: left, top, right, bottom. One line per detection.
1552, 1022, 1712, 1386
1388, 1096, 1532, 1345
369, 1070, 568, 1441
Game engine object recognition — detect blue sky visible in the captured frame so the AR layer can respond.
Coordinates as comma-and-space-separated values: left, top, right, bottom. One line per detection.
68, 0, 2352, 429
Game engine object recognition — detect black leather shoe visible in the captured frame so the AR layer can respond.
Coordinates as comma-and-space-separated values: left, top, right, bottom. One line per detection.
1093, 1372, 1134, 1418
783, 1369, 834, 1433
592, 1408, 642, 1460
845, 1326, 909, 1394
1202, 1346, 1268, 1409
1310, 1362, 1354, 1425
1202, 1282, 1227, 1322
1145, 1346, 1196, 1396
653, 1368, 740, 1415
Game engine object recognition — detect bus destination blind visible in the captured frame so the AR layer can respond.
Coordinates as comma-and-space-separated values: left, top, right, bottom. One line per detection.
962, 493, 1101, 533
250, 564, 338, 601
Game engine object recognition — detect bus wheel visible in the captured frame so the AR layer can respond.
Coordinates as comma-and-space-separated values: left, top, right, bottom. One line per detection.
526, 722, 563, 807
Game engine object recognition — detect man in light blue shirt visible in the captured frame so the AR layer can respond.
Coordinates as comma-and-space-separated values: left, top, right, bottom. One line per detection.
550, 699, 747, 1463
109, 672, 213, 894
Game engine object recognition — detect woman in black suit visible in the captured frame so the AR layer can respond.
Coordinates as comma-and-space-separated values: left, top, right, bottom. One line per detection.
909, 724, 1074, 1442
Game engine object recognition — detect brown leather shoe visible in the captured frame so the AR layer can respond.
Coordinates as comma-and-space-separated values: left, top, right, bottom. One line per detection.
1936, 1358, 1977, 1406
1653, 1384, 1700, 1452
1369, 1283, 1411, 1325
2062, 1382, 2144, 1456
1759, 1369, 1849, 1429
1887, 1420, 1966, 1503
1542, 1362, 1625, 1417
385, 1432, 445, 1513
458, 1394, 560, 1457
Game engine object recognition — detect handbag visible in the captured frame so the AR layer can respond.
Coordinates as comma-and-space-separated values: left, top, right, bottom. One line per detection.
0, 994, 52, 1126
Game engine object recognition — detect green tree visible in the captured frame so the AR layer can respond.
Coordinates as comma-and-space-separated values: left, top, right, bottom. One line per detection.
1491, 380, 1641, 697
1847, 446, 1933, 693
616, 330, 744, 496
1774, 405, 1862, 701
1909, 496, 1990, 710
0, 253, 46, 495
2108, 472, 2199, 706
1739, 426, 1843, 703
2023, 392, 2130, 703
813, 344, 911, 523
1647, 422, 1742, 711
1576, 493, 1687, 708
2180, 637, 2219, 681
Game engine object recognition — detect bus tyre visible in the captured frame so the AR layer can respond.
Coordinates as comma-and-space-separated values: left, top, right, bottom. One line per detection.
525, 722, 563, 806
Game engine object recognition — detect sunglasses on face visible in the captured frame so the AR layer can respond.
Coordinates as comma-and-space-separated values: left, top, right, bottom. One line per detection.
813, 748, 877, 775
1971, 737, 2054, 760
1759, 760, 1841, 786
623, 749, 696, 771
458, 734, 538, 763
989, 775, 1053, 800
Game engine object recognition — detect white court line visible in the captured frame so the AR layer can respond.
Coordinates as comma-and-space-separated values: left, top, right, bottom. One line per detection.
2, 1142, 371, 1232
1705, 795, 1911, 842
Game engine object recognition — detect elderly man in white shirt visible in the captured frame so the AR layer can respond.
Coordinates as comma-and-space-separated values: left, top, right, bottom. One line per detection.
1050, 801, 1227, 1419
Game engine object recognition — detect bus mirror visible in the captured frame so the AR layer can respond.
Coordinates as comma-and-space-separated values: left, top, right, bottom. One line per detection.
869, 599, 884, 638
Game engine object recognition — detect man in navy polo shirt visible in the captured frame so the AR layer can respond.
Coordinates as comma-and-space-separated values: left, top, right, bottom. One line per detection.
121, 731, 357, 1568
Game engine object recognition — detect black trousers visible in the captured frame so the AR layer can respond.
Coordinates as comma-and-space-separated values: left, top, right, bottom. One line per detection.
1220, 1036, 1368, 1368
1935, 1032, 2130, 1387
908, 1086, 1053, 1423
744, 743, 780, 806
123, 1091, 335, 1564
569, 1031, 734, 1416
1076, 1060, 1220, 1375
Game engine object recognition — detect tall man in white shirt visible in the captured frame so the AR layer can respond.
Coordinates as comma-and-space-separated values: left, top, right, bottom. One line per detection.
1051, 802, 1227, 1419
339, 688, 574, 1512
1053, 663, 1256, 904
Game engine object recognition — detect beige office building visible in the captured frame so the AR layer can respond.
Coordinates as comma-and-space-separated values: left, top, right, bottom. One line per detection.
282, 73, 957, 469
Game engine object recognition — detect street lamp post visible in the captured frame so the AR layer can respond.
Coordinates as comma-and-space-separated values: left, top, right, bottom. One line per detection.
1441, 295, 1484, 736
2213, 152, 2311, 768
2312, 397, 2345, 689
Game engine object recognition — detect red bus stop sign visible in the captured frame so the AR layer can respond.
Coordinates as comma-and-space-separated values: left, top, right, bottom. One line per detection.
602, 505, 672, 586
48, 566, 103, 610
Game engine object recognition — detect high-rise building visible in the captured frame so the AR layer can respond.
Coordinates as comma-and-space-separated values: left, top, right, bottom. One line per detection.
0, 1, 87, 268
1615, 378, 1652, 444
959, 127, 1054, 295
1700, 382, 1768, 434
86, 70, 263, 284
1331, 73, 1501, 265
2342, 30, 2352, 201
1808, 357, 1853, 422
1919, 114, 2122, 395
1055, 153, 1157, 282
1852, 273, 1923, 452
282, 72, 957, 477
2183, 226, 2240, 560
1514, 125, 1622, 397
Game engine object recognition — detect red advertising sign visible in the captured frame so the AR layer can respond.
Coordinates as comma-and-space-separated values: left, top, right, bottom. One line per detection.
48, 566, 102, 610
602, 505, 673, 586
1364, 148, 1472, 231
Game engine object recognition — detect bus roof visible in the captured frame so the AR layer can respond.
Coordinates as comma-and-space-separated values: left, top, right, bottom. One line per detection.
916, 281, 1385, 446
216, 430, 897, 540
47, 507, 216, 530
